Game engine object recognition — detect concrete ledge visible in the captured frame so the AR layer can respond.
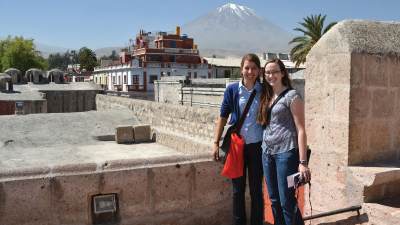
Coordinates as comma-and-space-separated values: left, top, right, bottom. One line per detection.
154, 127, 213, 156
348, 165, 400, 202
0, 159, 231, 225
0, 153, 212, 181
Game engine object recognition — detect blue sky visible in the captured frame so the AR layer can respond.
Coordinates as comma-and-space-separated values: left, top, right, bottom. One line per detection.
1, 0, 399, 49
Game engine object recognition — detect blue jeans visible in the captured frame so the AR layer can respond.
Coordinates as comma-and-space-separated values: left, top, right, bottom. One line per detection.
232, 142, 264, 225
262, 149, 304, 225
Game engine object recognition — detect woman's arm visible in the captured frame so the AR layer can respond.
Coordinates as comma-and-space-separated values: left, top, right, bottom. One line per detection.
212, 117, 228, 161
291, 97, 311, 182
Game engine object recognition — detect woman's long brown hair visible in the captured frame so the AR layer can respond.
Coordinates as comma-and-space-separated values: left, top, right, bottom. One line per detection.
257, 58, 292, 125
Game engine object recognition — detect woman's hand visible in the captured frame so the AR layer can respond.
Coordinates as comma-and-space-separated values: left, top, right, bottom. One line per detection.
298, 164, 311, 183
212, 143, 220, 161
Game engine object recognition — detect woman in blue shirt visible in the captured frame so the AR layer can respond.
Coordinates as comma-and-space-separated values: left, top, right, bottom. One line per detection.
213, 53, 264, 225
258, 58, 311, 225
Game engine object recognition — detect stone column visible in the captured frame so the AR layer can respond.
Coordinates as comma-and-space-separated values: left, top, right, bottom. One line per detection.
305, 20, 400, 213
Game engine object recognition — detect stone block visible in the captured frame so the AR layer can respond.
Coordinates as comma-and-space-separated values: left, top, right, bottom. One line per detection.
367, 120, 391, 159
371, 89, 395, 118
350, 53, 365, 86
103, 169, 150, 218
385, 55, 400, 87
115, 125, 133, 144
350, 87, 371, 119
348, 119, 368, 165
47, 174, 99, 224
365, 55, 388, 87
133, 124, 151, 143
192, 161, 231, 208
326, 54, 351, 85
0, 179, 53, 225
151, 164, 192, 213
393, 119, 400, 151
333, 85, 350, 120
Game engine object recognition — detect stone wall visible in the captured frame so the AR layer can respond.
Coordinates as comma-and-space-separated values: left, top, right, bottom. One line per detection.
349, 53, 400, 164
305, 20, 400, 219
154, 79, 182, 104
154, 77, 305, 107
0, 100, 47, 115
96, 94, 219, 151
44, 90, 100, 113
0, 159, 231, 225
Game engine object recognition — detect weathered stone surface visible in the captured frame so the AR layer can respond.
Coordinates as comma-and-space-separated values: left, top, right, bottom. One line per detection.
350, 53, 365, 86
371, 89, 395, 118
309, 20, 400, 55
0, 159, 232, 225
306, 20, 400, 222
365, 55, 388, 87
386, 55, 400, 87
367, 120, 391, 160
96, 95, 219, 144
133, 124, 151, 143
350, 87, 371, 119
115, 125, 134, 144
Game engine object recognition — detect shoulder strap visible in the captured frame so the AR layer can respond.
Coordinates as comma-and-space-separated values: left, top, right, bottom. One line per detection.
236, 89, 257, 133
267, 88, 291, 125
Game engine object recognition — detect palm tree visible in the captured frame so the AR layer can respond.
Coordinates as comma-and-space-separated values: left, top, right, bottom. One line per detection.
290, 14, 337, 67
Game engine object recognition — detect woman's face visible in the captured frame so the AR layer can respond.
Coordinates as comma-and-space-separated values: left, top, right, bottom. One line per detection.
241, 60, 260, 83
265, 62, 283, 87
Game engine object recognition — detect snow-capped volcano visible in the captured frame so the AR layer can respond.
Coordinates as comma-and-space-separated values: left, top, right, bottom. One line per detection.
217, 3, 257, 19
182, 3, 293, 56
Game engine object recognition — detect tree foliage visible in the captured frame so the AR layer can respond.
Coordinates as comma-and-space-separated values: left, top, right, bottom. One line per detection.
0, 36, 47, 73
289, 14, 337, 67
78, 47, 98, 72
48, 50, 78, 70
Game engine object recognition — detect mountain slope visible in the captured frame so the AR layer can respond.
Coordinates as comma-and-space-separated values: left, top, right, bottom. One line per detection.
182, 3, 293, 55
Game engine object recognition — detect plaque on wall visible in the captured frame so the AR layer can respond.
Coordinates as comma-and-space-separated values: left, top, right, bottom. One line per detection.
93, 194, 117, 214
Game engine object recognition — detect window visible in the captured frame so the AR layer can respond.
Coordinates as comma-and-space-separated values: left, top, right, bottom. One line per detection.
124, 75, 127, 84
131, 75, 139, 84
149, 75, 158, 84
224, 70, 231, 78
194, 72, 197, 78
112, 76, 116, 84
167, 72, 170, 76
187, 72, 191, 78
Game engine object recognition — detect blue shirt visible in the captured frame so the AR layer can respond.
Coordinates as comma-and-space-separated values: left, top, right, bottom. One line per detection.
219, 81, 263, 144
238, 81, 263, 144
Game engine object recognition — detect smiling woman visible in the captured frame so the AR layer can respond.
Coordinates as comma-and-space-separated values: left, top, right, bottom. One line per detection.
213, 53, 265, 225
258, 58, 309, 225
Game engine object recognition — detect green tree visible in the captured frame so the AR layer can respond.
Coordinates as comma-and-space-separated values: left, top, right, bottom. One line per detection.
289, 14, 337, 67
0, 36, 47, 73
48, 51, 74, 70
78, 47, 98, 72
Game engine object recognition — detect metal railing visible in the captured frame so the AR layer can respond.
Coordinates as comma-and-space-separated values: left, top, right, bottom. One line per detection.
303, 205, 362, 221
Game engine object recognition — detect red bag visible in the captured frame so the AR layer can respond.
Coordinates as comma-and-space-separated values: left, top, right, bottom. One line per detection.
221, 133, 245, 179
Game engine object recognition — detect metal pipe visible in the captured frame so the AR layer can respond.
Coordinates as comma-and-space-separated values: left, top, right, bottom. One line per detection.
303, 205, 362, 221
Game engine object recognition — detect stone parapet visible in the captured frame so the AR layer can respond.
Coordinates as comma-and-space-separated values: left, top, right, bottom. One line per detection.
0, 158, 231, 225
96, 95, 219, 145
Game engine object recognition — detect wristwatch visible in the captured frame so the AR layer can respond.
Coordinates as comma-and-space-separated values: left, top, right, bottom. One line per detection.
299, 160, 308, 166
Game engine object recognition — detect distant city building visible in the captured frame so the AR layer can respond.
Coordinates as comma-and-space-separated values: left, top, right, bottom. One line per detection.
93, 26, 210, 92
66, 64, 92, 83
205, 53, 305, 79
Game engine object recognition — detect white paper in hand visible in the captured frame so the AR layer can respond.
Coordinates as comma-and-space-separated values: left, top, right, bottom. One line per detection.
287, 172, 300, 188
